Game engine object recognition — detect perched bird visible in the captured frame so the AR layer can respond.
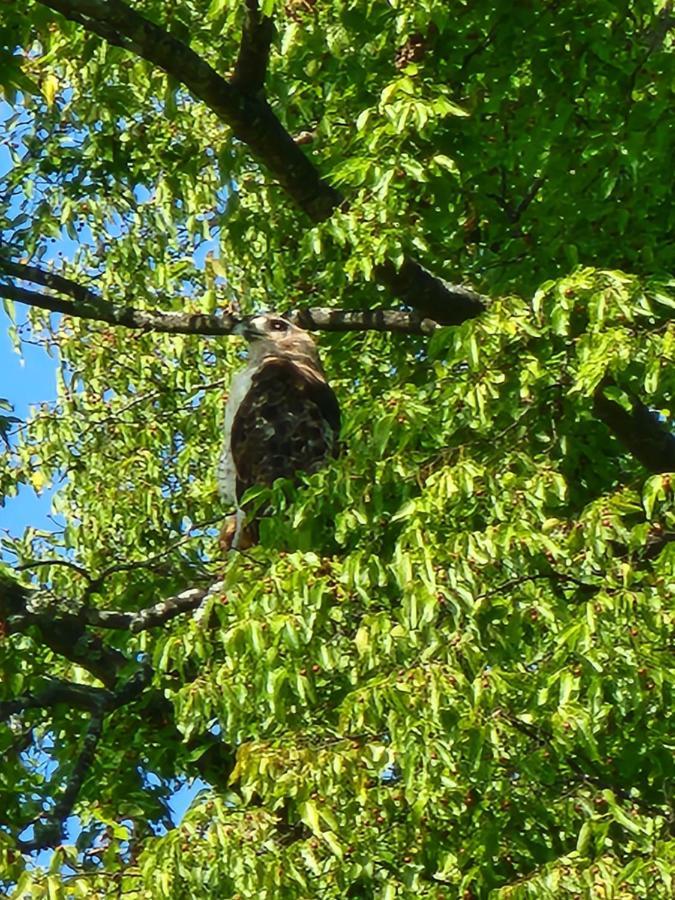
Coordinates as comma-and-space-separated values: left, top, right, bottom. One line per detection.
217, 314, 340, 549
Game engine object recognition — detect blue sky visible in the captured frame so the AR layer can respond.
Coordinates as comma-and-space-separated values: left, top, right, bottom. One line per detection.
0, 306, 57, 537
1, 101, 57, 536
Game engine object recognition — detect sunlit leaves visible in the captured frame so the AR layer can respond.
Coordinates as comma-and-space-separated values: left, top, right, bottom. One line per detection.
1, 0, 675, 897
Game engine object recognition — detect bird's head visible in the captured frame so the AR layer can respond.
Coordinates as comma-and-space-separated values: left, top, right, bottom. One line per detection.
233, 314, 323, 370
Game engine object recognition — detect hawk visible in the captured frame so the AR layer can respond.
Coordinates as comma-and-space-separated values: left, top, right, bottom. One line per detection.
217, 314, 340, 549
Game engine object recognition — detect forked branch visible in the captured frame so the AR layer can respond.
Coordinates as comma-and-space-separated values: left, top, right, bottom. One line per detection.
34, 0, 486, 322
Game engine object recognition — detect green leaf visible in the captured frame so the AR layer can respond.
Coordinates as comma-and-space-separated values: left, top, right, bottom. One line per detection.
432, 154, 459, 176
576, 821, 592, 856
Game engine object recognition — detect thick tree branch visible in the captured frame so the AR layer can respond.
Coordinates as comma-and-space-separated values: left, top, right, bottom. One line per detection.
3, 258, 670, 474
2, 576, 126, 688
644, 0, 674, 52
0, 263, 441, 335
34, 0, 487, 324
38, 0, 340, 221
4, 261, 671, 477
10, 612, 128, 689
290, 306, 438, 334
0, 280, 240, 336
231, 0, 276, 94
0, 679, 113, 720
593, 387, 675, 474
375, 259, 487, 325
4, 568, 213, 665
0, 259, 100, 304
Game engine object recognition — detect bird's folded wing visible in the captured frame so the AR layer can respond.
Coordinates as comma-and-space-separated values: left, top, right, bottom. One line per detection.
230, 357, 341, 501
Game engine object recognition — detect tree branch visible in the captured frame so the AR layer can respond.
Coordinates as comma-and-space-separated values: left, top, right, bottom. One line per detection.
4, 258, 672, 475
2, 577, 127, 688
231, 0, 276, 94
2, 567, 236, 844
474, 571, 596, 603
644, 0, 674, 52
593, 387, 675, 474
0, 258, 101, 304
16, 710, 105, 852
7, 259, 672, 476
34, 0, 487, 323
0, 280, 240, 336
38, 0, 340, 222
0, 263, 442, 335
375, 259, 487, 325
502, 711, 666, 818
83, 585, 212, 633
290, 306, 438, 335
11, 667, 157, 852
14, 557, 94, 580
0, 679, 113, 720
4, 576, 212, 692
12, 613, 128, 689
512, 174, 546, 223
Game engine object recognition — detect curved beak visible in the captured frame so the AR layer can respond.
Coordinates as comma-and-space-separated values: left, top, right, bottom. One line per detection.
232, 317, 265, 340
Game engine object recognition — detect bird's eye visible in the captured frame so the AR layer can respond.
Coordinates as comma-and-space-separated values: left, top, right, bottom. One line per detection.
270, 320, 289, 332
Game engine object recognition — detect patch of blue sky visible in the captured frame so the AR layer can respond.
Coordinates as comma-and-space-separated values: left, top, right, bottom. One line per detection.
0, 304, 58, 542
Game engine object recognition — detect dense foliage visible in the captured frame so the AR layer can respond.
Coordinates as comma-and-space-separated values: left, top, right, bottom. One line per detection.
1, 1, 674, 897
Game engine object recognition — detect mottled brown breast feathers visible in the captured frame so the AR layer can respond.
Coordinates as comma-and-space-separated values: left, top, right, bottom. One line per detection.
230, 358, 340, 501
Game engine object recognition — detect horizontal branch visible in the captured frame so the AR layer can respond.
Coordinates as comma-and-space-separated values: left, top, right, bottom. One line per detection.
84, 585, 211, 632
290, 306, 438, 335
0, 280, 239, 335
5, 559, 216, 650
0, 262, 442, 335
0, 678, 113, 721
0, 258, 100, 304
14, 557, 93, 580
3, 259, 669, 476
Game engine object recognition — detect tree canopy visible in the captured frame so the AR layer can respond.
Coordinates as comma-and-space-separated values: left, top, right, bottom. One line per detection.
1, 1, 674, 897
